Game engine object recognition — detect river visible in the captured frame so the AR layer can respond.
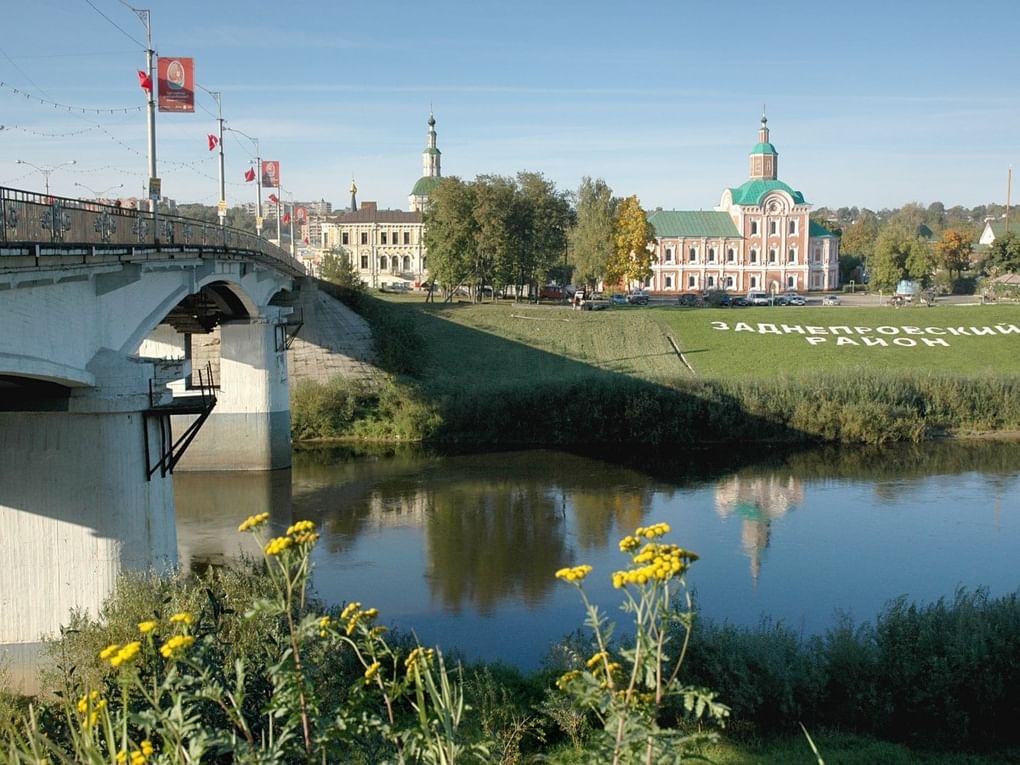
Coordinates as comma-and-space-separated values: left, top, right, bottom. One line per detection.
173, 441, 1020, 670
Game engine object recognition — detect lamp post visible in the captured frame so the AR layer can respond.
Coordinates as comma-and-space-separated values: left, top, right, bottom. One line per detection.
16, 159, 77, 196
225, 125, 263, 236
74, 182, 124, 199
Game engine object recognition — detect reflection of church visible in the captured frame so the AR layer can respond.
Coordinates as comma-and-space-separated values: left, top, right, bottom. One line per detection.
714, 474, 804, 582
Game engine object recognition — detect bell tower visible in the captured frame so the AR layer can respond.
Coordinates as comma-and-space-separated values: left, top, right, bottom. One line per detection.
749, 112, 778, 181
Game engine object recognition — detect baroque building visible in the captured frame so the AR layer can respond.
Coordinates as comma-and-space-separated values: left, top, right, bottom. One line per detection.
646, 115, 840, 295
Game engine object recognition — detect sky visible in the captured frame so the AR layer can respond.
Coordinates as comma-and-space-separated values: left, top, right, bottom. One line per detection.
2, 0, 1019, 214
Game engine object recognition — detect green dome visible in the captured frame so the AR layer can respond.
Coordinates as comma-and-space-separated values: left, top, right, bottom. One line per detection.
750, 141, 777, 155
411, 176, 442, 197
728, 179, 805, 206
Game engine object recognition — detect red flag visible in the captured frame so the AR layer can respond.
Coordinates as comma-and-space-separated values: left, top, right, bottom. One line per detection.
268, 193, 279, 204
207, 134, 219, 151
137, 70, 152, 92
244, 167, 256, 182
303, 237, 309, 245
282, 212, 291, 224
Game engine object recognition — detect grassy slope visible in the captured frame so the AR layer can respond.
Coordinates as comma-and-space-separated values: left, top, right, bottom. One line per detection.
402, 299, 1020, 387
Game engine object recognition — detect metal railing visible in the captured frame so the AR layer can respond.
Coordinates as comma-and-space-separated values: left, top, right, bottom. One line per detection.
0, 185, 305, 277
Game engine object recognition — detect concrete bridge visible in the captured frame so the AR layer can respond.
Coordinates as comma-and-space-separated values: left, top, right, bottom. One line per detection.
0, 185, 313, 687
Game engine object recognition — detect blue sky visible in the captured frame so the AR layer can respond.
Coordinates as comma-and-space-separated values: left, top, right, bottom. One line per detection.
2, 0, 1018, 213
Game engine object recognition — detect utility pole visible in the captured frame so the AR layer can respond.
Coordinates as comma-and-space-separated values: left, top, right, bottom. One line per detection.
130, 6, 159, 236
212, 91, 225, 225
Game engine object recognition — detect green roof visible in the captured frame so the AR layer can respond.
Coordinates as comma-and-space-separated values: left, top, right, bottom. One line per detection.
647, 210, 741, 238
809, 220, 837, 237
750, 141, 777, 156
411, 176, 442, 196
728, 179, 805, 206
424, 147, 441, 155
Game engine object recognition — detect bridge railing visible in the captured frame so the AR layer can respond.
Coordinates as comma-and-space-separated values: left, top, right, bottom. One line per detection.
0, 186, 304, 276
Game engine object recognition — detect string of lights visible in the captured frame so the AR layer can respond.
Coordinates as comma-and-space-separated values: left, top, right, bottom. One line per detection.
0, 123, 100, 138
0, 80, 144, 114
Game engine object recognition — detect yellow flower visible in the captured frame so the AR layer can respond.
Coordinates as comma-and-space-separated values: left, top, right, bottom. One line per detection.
160, 634, 195, 659
340, 601, 361, 620
116, 751, 127, 765
138, 620, 158, 635
110, 641, 141, 668
264, 536, 293, 556
403, 646, 435, 677
363, 661, 381, 683
238, 511, 270, 532
556, 670, 581, 690
130, 750, 145, 765
586, 650, 609, 669
140, 740, 154, 757
99, 644, 120, 661
286, 520, 316, 535
554, 564, 593, 583
618, 535, 641, 552
169, 612, 193, 626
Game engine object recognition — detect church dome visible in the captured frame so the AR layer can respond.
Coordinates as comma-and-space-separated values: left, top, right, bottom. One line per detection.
411, 175, 442, 197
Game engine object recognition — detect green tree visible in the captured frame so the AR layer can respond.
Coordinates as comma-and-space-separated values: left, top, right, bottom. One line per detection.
516, 171, 573, 292
571, 177, 616, 291
869, 225, 915, 291
319, 247, 362, 289
983, 231, 1020, 275
933, 229, 973, 279
423, 177, 478, 299
607, 195, 656, 291
472, 174, 519, 298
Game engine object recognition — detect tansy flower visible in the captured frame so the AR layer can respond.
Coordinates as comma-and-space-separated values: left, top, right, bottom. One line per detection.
116, 751, 127, 765
169, 612, 193, 626
264, 536, 293, 556
286, 520, 316, 535
363, 661, 381, 683
99, 644, 120, 661
554, 564, 592, 583
140, 740, 154, 757
160, 634, 195, 659
138, 620, 158, 635
238, 512, 270, 532
110, 641, 141, 668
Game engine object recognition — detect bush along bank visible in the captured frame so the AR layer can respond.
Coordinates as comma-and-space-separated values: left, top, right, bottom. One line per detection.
290, 371, 1020, 446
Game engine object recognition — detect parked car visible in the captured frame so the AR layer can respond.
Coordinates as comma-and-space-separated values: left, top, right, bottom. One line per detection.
539, 285, 564, 300
731, 296, 750, 307
609, 293, 628, 305
677, 292, 702, 306
822, 294, 841, 306
781, 292, 806, 306
627, 291, 650, 305
746, 290, 770, 306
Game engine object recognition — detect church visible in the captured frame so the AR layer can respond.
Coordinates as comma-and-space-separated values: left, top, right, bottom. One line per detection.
645, 115, 840, 295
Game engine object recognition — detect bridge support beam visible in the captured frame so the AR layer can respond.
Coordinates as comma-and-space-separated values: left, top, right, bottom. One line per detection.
0, 409, 176, 692
175, 314, 291, 471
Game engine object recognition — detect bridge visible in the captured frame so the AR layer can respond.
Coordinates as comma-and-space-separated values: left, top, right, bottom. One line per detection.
0, 185, 312, 686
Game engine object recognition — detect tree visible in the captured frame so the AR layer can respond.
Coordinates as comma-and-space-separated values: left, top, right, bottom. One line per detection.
870, 225, 932, 290
983, 232, 1020, 275
570, 177, 616, 290
839, 212, 879, 266
423, 177, 478, 299
516, 171, 573, 292
607, 195, 656, 291
319, 247, 362, 289
933, 229, 973, 279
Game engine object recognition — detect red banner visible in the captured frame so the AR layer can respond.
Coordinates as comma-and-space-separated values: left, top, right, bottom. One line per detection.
296, 207, 307, 223
261, 160, 280, 188
157, 57, 195, 113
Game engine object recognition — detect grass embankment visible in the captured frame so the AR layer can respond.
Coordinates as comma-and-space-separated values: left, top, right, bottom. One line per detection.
294, 286, 1020, 445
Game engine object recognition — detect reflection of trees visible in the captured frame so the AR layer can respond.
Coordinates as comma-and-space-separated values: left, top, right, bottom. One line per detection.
571, 493, 646, 550
715, 475, 804, 583
425, 485, 569, 615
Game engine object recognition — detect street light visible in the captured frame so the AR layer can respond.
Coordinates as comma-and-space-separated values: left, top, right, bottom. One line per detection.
74, 181, 124, 199
16, 159, 77, 196
224, 124, 263, 236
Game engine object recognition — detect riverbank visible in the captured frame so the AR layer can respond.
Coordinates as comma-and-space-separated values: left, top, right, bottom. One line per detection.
293, 284, 1020, 446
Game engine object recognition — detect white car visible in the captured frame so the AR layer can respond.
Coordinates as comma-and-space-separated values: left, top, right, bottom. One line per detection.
822, 294, 841, 306
781, 293, 806, 306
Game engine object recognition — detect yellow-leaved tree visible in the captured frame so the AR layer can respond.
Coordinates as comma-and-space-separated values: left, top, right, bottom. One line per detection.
607, 195, 656, 291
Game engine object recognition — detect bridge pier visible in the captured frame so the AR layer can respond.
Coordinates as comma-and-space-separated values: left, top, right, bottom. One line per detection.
174, 314, 292, 471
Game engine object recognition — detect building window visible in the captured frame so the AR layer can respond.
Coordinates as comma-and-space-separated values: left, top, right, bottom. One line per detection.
769, 249, 777, 263
688, 247, 697, 262
787, 275, 796, 288
688, 275, 696, 288
403, 255, 411, 271
708, 247, 716, 263
379, 255, 388, 270
814, 248, 821, 263
750, 276, 758, 288
664, 247, 673, 263
707, 275, 715, 288
341, 232, 349, 245
380, 232, 388, 245
769, 220, 777, 235
789, 220, 797, 235
360, 232, 368, 245
664, 275, 673, 289
360, 254, 368, 269
751, 221, 758, 235
726, 275, 734, 288
788, 248, 796, 263
404, 231, 411, 245
750, 249, 758, 264
727, 247, 735, 262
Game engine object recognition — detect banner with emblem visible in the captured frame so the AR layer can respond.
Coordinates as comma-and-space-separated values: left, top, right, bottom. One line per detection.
261, 160, 280, 188
157, 57, 195, 112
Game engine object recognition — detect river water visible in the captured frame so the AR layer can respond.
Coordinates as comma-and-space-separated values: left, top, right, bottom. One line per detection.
174, 441, 1020, 670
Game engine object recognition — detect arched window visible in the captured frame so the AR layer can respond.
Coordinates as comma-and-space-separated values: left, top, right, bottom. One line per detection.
688, 247, 697, 262
727, 248, 735, 262
769, 249, 777, 263
379, 255, 388, 270
403, 255, 411, 271
788, 248, 796, 263
726, 275, 734, 288
750, 249, 758, 263
707, 275, 715, 287
708, 247, 716, 262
